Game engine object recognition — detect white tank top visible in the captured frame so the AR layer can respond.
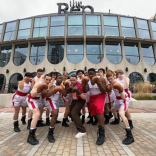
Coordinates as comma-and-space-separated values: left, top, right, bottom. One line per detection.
88, 80, 101, 96
77, 77, 82, 84
50, 81, 60, 101
113, 82, 125, 97
116, 78, 127, 90
18, 82, 31, 93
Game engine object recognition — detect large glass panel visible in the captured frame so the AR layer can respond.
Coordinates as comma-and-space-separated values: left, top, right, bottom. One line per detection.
86, 15, 101, 36
0, 24, 3, 40
151, 22, 156, 39
0, 46, 12, 67
30, 43, 45, 65
17, 19, 31, 39
106, 42, 122, 64
137, 19, 150, 39
141, 44, 155, 66
50, 16, 65, 36
0, 74, 6, 93
48, 42, 64, 64
120, 17, 136, 37
138, 29, 150, 39
124, 42, 139, 65
129, 72, 144, 84
104, 16, 119, 36
67, 42, 83, 64
86, 42, 103, 64
147, 73, 156, 83
14, 45, 28, 66
33, 17, 48, 38
4, 22, 16, 41
8, 73, 23, 93
68, 15, 83, 36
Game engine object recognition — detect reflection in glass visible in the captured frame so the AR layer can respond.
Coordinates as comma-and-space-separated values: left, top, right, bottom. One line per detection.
0, 46, 12, 67
129, 72, 144, 84
17, 19, 31, 39
33, 17, 48, 38
9, 73, 23, 93
68, 15, 83, 36
0, 74, 6, 93
86, 42, 103, 64
124, 42, 139, 65
106, 42, 122, 64
48, 42, 64, 64
50, 16, 65, 36
147, 73, 156, 83
141, 44, 155, 66
137, 19, 150, 39
86, 15, 101, 36
14, 45, 28, 66
151, 22, 156, 39
4, 22, 16, 41
0, 24, 3, 40
30, 43, 45, 65
104, 16, 119, 36
67, 42, 83, 64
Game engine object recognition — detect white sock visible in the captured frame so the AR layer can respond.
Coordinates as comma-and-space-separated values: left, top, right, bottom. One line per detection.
126, 127, 130, 130
30, 127, 35, 130
13, 120, 18, 123
49, 126, 54, 129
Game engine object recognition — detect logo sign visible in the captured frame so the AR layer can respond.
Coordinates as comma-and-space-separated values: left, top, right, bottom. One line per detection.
57, 0, 94, 14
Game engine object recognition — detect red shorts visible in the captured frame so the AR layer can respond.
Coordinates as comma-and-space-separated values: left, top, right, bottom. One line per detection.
89, 93, 106, 116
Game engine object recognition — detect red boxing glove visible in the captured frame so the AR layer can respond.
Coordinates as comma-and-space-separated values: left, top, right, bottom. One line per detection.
106, 84, 112, 93
91, 76, 102, 87
37, 84, 48, 93
113, 82, 123, 93
81, 76, 89, 87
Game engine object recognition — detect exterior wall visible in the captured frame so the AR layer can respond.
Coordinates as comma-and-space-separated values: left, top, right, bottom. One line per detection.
0, 12, 156, 92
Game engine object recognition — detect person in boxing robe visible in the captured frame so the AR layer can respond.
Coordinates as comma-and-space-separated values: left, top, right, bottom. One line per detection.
12, 72, 33, 132
27, 68, 44, 130
45, 75, 66, 143
86, 68, 107, 145
106, 70, 134, 145
67, 74, 87, 139
61, 71, 71, 127
26, 74, 51, 145
115, 69, 133, 129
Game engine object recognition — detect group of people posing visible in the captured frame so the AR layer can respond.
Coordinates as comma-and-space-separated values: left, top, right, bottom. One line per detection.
12, 68, 135, 146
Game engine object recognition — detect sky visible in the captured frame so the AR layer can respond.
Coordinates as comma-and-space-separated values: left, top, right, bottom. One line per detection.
0, 0, 155, 23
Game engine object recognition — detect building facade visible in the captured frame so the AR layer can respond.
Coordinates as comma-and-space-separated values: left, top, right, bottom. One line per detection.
0, 9, 156, 93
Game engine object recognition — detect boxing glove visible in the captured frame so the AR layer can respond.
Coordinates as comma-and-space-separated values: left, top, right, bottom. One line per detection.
72, 86, 81, 95
91, 76, 102, 87
81, 76, 89, 87
63, 81, 70, 89
113, 82, 123, 93
37, 84, 48, 93
106, 84, 112, 93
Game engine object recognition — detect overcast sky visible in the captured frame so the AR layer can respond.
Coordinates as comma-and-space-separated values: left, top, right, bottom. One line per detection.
0, 0, 155, 23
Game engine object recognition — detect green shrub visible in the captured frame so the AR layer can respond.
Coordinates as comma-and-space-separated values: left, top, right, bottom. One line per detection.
132, 93, 156, 100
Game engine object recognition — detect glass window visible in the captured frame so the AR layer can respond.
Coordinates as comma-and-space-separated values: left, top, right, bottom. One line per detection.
0, 74, 6, 93
17, 19, 31, 39
120, 17, 136, 37
106, 41, 122, 64
0, 24, 3, 40
67, 42, 83, 64
4, 22, 16, 41
141, 44, 155, 66
86, 15, 101, 36
14, 45, 28, 66
124, 42, 139, 65
151, 22, 156, 39
104, 16, 119, 36
30, 43, 45, 65
0, 46, 12, 67
147, 73, 156, 83
86, 42, 103, 64
129, 72, 144, 84
137, 19, 150, 39
8, 73, 23, 93
68, 15, 83, 36
50, 16, 65, 36
33, 17, 48, 38
48, 42, 64, 64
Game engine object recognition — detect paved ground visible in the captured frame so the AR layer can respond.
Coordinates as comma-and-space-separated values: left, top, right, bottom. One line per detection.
0, 108, 156, 156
